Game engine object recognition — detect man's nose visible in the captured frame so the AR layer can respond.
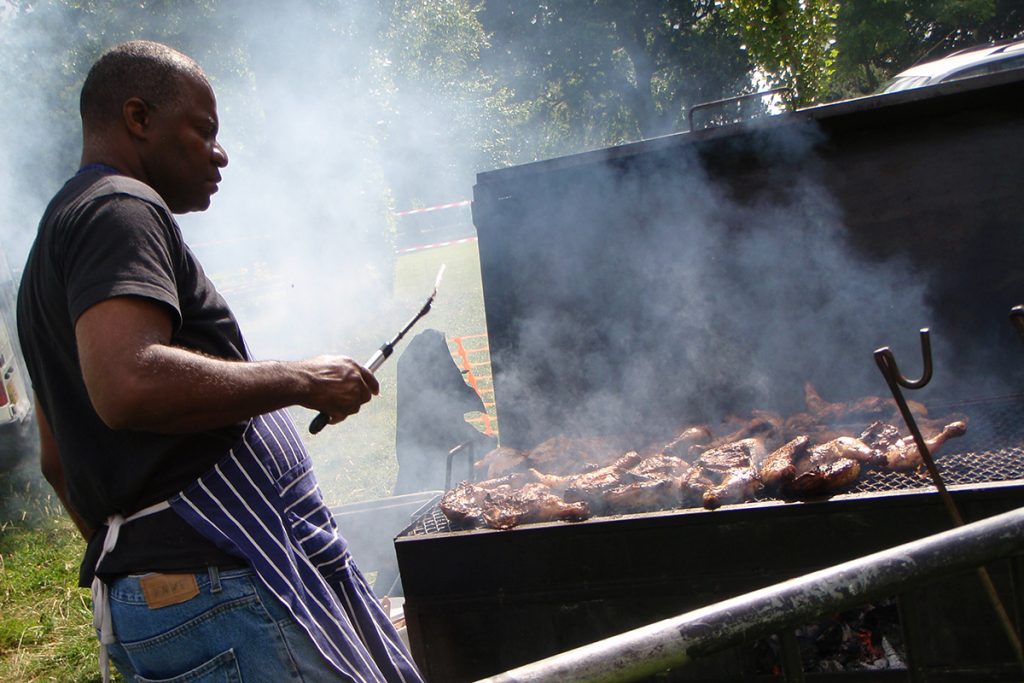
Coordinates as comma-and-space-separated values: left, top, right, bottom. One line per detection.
213, 141, 229, 168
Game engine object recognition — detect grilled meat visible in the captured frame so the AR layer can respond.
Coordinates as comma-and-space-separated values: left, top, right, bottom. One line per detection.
691, 438, 766, 509
481, 483, 590, 530
697, 438, 766, 471
526, 435, 628, 474
439, 473, 535, 525
759, 436, 809, 490
859, 421, 902, 452
531, 451, 644, 494
784, 457, 861, 497
562, 452, 646, 510
661, 426, 713, 460
693, 417, 780, 457
800, 436, 886, 472
441, 392, 970, 529
703, 466, 763, 510
474, 446, 528, 480
881, 421, 968, 471
803, 382, 927, 423
601, 478, 681, 514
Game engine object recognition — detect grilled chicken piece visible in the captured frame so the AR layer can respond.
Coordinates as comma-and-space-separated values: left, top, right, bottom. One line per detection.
859, 421, 902, 452
525, 435, 627, 475
881, 421, 968, 471
693, 418, 779, 457
800, 436, 885, 472
803, 382, 927, 422
661, 426, 713, 460
689, 438, 766, 510
601, 478, 681, 514
697, 438, 767, 472
759, 436, 809, 490
481, 483, 590, 530
703, 467, 763, 510
783, 458, 861, 498
439, 473, 537, 525
680, 467, 715, 507
532, 451, 644, 494
629, 453, 691, 479
562, 453, 647, 510
474, 446, 528, 479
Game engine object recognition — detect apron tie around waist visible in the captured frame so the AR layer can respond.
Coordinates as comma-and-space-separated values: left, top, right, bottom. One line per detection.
91, 499, 171, 683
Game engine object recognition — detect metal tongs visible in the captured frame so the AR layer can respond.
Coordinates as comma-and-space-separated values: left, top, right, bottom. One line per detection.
309, 264, 446, 434
875, 328, 1023, 666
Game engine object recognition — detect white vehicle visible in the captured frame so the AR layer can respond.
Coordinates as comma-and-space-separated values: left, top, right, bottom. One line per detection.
0, 242, 34, 472
880, 38, 1024, 93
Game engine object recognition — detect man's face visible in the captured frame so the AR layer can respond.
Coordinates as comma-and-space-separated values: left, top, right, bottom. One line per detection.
141, 74, 229, 214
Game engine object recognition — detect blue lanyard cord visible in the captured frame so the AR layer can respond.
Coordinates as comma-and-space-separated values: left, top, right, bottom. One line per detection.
76, 163, 121, 176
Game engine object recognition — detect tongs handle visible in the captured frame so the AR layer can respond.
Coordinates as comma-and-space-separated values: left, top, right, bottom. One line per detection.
308, 345, 392, 434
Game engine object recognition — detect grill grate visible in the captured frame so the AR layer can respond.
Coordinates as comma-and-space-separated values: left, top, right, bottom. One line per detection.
400, 396, 1024, 538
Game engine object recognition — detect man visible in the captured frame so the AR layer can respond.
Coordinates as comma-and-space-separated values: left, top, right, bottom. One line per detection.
17, 40, 424, 682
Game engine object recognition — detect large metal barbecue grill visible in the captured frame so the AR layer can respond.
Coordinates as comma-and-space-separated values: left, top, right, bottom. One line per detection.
395, 70, 1024, 682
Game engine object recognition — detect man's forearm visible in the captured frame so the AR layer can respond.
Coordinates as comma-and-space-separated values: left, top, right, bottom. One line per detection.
103, 344, 311, 433
76, 295, 378, 434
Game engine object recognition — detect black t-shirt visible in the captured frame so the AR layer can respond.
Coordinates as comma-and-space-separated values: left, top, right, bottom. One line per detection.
17, 169, 247, 584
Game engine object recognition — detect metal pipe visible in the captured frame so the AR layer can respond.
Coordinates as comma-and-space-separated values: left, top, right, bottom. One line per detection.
475, 506, 1024, 683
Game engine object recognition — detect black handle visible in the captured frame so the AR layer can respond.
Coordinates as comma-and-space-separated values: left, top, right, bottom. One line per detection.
309, 412, 330, 434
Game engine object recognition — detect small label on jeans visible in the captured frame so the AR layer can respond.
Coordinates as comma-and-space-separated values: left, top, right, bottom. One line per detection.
140, 573, 199, 609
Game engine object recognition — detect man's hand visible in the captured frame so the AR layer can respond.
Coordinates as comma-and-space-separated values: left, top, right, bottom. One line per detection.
297, 355, 379, 424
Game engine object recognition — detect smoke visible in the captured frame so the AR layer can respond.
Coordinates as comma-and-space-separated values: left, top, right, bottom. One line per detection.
476, 118, 997, 450
0, 1, 504, 499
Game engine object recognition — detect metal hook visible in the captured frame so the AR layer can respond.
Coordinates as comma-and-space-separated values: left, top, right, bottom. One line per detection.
874, 327, 1024, 667
874, 328, 932, 390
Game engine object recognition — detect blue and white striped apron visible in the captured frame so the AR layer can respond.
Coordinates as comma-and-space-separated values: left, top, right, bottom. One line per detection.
95, 409, 423, 683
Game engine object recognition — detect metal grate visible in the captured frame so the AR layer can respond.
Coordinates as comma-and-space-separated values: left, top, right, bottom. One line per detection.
399, 396, 1024, 538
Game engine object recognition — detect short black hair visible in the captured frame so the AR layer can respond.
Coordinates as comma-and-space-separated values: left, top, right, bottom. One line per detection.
79, 40, 207, 126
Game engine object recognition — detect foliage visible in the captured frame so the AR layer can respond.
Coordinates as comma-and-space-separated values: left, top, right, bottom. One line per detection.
721, 0, 840, 106
830, 0, 1024, 97
478, 0, 753, 157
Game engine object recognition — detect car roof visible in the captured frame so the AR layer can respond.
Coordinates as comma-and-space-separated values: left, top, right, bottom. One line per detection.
878, 39, 1024, 93
894, 39, 1024, 80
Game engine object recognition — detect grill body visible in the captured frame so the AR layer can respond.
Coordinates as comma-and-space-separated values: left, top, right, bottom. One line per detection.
396, 71, 1024, 681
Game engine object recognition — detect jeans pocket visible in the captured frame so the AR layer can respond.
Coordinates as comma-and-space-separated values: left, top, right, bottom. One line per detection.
134, 648, 241, 683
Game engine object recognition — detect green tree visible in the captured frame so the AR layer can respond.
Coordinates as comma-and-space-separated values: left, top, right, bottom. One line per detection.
720, 0, 839, 105
478, 1, 754, 157
831, 0, 1024, 97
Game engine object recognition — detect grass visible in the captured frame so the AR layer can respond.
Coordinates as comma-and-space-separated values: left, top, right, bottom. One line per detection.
0, 461, 109, 683
0, 238, 490, 681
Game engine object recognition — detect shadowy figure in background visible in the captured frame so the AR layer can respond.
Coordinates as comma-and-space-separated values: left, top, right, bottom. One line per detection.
394, 329, 495, 494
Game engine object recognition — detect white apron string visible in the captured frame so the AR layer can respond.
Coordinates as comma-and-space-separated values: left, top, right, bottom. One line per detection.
90, 500, 171, 683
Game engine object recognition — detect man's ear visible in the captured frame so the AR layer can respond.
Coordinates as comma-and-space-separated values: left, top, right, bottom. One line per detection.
122, 97, 151, 139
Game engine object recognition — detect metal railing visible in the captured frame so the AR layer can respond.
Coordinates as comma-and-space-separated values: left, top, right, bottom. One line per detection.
475, 506, 1024, 683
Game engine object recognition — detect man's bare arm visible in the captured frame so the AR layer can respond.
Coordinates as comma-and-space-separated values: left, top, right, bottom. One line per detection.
75, 296, 378, 433
36, 399, 93, 539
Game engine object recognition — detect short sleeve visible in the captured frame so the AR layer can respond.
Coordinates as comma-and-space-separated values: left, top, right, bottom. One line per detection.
61, 194, 184, 329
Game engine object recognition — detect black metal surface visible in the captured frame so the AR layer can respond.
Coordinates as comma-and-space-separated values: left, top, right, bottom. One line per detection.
471, 70, 1024, 451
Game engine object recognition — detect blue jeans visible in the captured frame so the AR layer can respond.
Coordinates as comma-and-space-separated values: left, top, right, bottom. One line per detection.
105, 567, 347, 682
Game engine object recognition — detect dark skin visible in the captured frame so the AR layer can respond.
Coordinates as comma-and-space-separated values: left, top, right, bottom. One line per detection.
40, 68, 378, 539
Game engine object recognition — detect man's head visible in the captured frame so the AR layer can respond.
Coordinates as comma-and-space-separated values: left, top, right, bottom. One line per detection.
80, 40, 228, 213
